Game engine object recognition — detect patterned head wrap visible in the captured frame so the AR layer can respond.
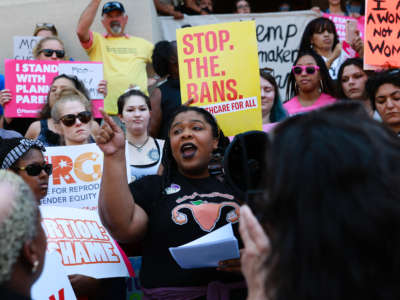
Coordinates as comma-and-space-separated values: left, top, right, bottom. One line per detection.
0, 138, 46, 169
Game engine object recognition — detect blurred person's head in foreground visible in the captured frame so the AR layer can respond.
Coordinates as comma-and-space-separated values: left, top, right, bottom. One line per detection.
0, 170, 46, 298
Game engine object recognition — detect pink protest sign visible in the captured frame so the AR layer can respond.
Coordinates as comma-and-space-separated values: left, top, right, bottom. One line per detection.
4, 59, 104, 118
4, 59, 58, 118
323, 13, 365, 42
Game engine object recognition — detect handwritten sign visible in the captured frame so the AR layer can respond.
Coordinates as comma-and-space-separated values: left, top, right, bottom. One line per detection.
177, 21, 262, 136
31, 251, 77, 300
40, 206, 134, 279
364, 0, 400, 68
13, 36, 42, 60
58, 62, 104, 100
41, 144, 103, 211
4, 59, 104, 118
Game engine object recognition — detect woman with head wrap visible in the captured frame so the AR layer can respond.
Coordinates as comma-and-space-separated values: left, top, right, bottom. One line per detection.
0, 138, 51, 203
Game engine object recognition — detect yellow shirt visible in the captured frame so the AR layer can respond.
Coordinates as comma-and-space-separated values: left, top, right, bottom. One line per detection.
83, 32, 154, 114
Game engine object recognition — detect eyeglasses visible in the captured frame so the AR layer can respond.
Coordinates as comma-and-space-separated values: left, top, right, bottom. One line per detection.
35, 23, 55, 29
39, 49, 65, 58
292, 65, 320, 75
14, 163, 53, 176
60, 111, 92, 127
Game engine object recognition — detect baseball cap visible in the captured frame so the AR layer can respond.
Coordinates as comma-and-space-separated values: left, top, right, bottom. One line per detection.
102, 1, 125, 16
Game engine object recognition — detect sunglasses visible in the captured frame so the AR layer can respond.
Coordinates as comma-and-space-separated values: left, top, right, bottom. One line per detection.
36, 23, 55, 29
292, 65, 320, 75
260, 67, 275, 77
39, 49, 65, 58
60, 111, 92, 127
14, 163, 53, 176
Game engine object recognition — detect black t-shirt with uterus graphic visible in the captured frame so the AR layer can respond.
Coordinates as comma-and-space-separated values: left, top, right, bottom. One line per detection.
129, 171, 244, 290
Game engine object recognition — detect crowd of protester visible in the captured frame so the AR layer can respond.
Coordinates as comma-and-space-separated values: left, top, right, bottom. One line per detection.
2, 0, 400, 299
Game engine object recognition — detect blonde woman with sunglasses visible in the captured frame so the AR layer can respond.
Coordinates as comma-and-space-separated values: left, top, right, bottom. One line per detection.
284, 50, 337, 116
0, 38, 107, 136
50, 88, 95, 145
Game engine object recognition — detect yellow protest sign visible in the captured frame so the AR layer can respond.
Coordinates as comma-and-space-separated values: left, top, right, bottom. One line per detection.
364, 0, 400, 68
177, 21, 262, 136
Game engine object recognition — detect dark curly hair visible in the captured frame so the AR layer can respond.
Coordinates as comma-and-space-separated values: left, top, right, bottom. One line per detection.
152, 40, 177, 78
160, 106, 229, 195
263, 102, 400, 300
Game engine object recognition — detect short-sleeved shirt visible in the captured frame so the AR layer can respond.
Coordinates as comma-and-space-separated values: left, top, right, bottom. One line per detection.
81, 31, 154, 114
284, 93, 337, 116
129, 172, 243, 289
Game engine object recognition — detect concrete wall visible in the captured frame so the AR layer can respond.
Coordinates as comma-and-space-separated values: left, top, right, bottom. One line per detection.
0, 0, 162, 73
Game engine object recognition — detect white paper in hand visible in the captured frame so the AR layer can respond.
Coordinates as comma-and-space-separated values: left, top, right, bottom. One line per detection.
169, 223, 240, 269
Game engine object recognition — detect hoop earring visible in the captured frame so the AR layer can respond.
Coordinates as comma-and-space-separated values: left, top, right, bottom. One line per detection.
32, 260, 39, 273
320, 80, 324, 92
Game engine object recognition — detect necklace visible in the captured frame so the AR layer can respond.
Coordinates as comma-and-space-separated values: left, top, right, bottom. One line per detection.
128, 136, 150, 152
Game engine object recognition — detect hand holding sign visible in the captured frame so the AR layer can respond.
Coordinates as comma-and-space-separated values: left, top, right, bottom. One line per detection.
97, 80, 108, 98
0, 89, 12, 106
96, 109, 125, 156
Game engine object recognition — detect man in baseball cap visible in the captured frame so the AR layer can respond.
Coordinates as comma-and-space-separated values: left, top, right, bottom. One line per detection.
76, 1, 154, 119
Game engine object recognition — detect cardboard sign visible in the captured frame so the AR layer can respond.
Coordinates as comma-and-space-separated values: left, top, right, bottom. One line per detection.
58, 63, 104, 100
40, 144, 103, 211
40, 206, 134, 279
160, 11, 316, 101
31, 251, 77, 300
323, 13, 365, 42
177, 21, 262, 136
364, 0, 400, 68
13, 36, 42, 60
4, 59, 104, 118
4, 59, 58, 117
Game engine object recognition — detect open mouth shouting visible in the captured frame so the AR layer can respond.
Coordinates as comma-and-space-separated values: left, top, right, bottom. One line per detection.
181, 143, 197, 159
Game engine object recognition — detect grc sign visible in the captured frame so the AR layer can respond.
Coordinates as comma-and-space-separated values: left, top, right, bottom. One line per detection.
41, 144, 103, 210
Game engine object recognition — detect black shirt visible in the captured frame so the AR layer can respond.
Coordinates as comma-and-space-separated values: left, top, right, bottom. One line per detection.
129, 172, 244, 289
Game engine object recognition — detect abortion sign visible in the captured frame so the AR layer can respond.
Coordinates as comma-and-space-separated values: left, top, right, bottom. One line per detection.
4, 60, 57, 117
31, 251, 77, 300
323, 13, 365, 41
13, 36, 42, 60
40, 206, 134, 279
41, 144, 103, 211
4, 59, 104, 118
159, 11, 316, 100
364, 0, 400, 68
177, 21, 262, 136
